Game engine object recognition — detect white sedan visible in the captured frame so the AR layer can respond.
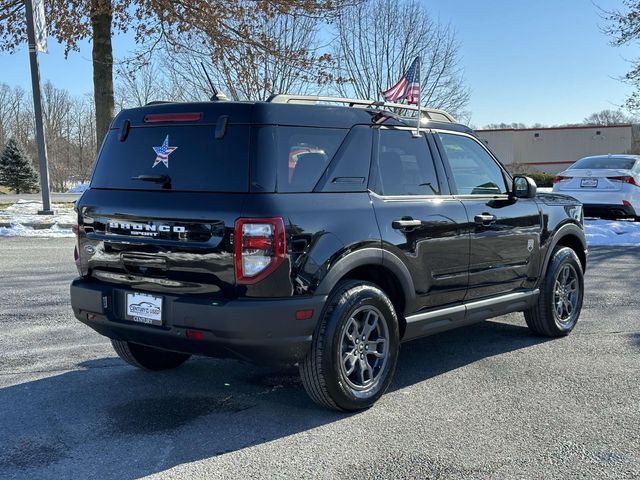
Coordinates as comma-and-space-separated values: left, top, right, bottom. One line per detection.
552, 154, 640, 220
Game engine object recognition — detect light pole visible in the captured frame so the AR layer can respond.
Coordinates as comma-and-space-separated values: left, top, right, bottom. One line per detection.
24, 0, 53, 215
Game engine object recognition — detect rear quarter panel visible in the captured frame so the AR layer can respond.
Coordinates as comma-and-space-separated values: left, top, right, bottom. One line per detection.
240, 192, 381, 298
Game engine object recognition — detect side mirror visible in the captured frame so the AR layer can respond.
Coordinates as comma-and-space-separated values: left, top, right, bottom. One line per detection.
512, 175, 537, 198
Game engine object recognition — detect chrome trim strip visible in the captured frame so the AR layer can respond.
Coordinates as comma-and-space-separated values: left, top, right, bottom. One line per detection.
406, 289, 539, 324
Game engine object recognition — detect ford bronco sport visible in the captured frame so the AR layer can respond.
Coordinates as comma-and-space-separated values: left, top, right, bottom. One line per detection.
70, 95, 587, 411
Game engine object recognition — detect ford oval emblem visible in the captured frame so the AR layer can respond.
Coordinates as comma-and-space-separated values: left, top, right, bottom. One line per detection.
84, 245, 96, 255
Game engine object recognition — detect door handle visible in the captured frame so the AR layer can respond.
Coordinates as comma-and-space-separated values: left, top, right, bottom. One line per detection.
474, 213, 497, 226
392, 218, 422, 229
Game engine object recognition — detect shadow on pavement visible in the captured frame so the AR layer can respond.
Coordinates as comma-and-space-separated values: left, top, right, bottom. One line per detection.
0, 318, 549, 479
586, 246, 640, 269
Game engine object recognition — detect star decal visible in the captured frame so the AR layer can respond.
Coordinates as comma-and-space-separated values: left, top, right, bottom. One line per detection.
152, 135, 178, 168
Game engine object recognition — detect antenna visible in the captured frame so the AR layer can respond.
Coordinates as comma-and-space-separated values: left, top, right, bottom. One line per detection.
200, 62, 228, 101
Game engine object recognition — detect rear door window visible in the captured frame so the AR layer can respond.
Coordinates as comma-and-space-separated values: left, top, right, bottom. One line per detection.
91, 126, 250, 192
254, 127, 347, 193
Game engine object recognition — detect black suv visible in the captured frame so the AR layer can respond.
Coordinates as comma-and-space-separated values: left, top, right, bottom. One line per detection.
70, 95, 587, 411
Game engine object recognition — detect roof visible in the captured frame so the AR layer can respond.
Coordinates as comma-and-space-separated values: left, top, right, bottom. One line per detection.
110, 100, 472, 133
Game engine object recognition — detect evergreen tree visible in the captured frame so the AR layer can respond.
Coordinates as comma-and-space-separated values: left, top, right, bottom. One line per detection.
0, 139, 39, 194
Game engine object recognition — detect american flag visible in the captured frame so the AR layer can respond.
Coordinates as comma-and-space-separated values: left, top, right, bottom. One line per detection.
152, 135, 178, 168
382, 56, 420, 105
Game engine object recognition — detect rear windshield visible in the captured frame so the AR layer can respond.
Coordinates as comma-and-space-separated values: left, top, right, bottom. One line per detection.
570, 157, 636, 170
91, 125, 250, 192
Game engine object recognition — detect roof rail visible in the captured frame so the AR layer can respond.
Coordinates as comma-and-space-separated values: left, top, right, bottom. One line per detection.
266, 94, 456, 123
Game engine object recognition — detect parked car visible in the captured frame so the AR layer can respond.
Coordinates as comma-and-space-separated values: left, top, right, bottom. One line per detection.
552, 154, 640, 220
70, 95, 587, 411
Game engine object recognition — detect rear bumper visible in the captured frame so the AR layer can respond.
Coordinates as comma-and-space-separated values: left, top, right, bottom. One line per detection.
583, 203, 637, 218
70, 278, 326, 365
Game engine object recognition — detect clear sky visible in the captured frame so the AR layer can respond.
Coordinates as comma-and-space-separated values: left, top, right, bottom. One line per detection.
0, 0, 635, 126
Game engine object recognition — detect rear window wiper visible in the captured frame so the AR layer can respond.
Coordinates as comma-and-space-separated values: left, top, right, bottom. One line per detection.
131, 175, 171, 189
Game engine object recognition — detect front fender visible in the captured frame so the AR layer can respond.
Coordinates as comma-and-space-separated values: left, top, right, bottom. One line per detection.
538, 221, 587, 284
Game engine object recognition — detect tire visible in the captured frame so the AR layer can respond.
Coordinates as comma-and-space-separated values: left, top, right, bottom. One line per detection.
524, 246, 584, 337
111, 339, 191, 370
299, 280, 400, 411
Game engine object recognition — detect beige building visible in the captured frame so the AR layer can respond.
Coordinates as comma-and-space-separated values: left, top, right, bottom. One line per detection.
476, 124, 634, 174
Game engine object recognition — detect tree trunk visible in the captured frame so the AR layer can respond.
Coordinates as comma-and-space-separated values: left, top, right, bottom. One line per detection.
90, 0, 114, 150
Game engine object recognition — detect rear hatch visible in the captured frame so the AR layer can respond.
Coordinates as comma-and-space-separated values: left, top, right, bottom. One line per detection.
553, 168, 630, 193
76, 103, 252, 297
554, 156, 638, 193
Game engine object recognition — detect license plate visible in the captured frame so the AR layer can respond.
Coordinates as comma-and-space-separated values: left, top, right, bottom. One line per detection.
580, 178, 598, 188
126, 292, 163, 326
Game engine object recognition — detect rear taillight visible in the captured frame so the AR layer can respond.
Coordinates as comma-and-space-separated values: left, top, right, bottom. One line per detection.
234, 217, 286, 284
553, 175, 570, 184
607, 176, 639, 186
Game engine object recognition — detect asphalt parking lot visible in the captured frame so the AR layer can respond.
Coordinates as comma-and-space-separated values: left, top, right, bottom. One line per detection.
0, 237, 638, 479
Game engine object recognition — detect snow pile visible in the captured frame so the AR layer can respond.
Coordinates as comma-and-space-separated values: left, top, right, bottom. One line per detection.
0, 199, 75, 238
67, 182, 89, 193
584, 219, 640, 246
0, 223, 75, 238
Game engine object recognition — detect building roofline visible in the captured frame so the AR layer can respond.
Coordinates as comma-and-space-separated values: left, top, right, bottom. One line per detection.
475, 123, 633, 133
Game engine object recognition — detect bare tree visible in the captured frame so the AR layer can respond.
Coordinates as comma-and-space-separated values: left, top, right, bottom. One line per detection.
160, 9, 332, 102
115, 60, 171, 109
0, 81, 97, 191
333, 0, 470, 117
602, 1, 640, 114
0, 85, 33, 154
1, 0, 340, 147
482, 122, 528, 130
583, 109, 634, 125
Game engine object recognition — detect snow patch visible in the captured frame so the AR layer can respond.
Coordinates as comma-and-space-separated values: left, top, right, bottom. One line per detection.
0, 199, 75, 237
584, 219, 640, 246
0, 223, 74, 238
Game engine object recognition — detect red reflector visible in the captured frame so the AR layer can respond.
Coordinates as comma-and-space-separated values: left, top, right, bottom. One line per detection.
144, 112, 202, 123
623, 200, 632, 207
243, 236, 273, 250
186, 329, 205, 340
71, 224, 79, 235
295, 309, 314, 320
